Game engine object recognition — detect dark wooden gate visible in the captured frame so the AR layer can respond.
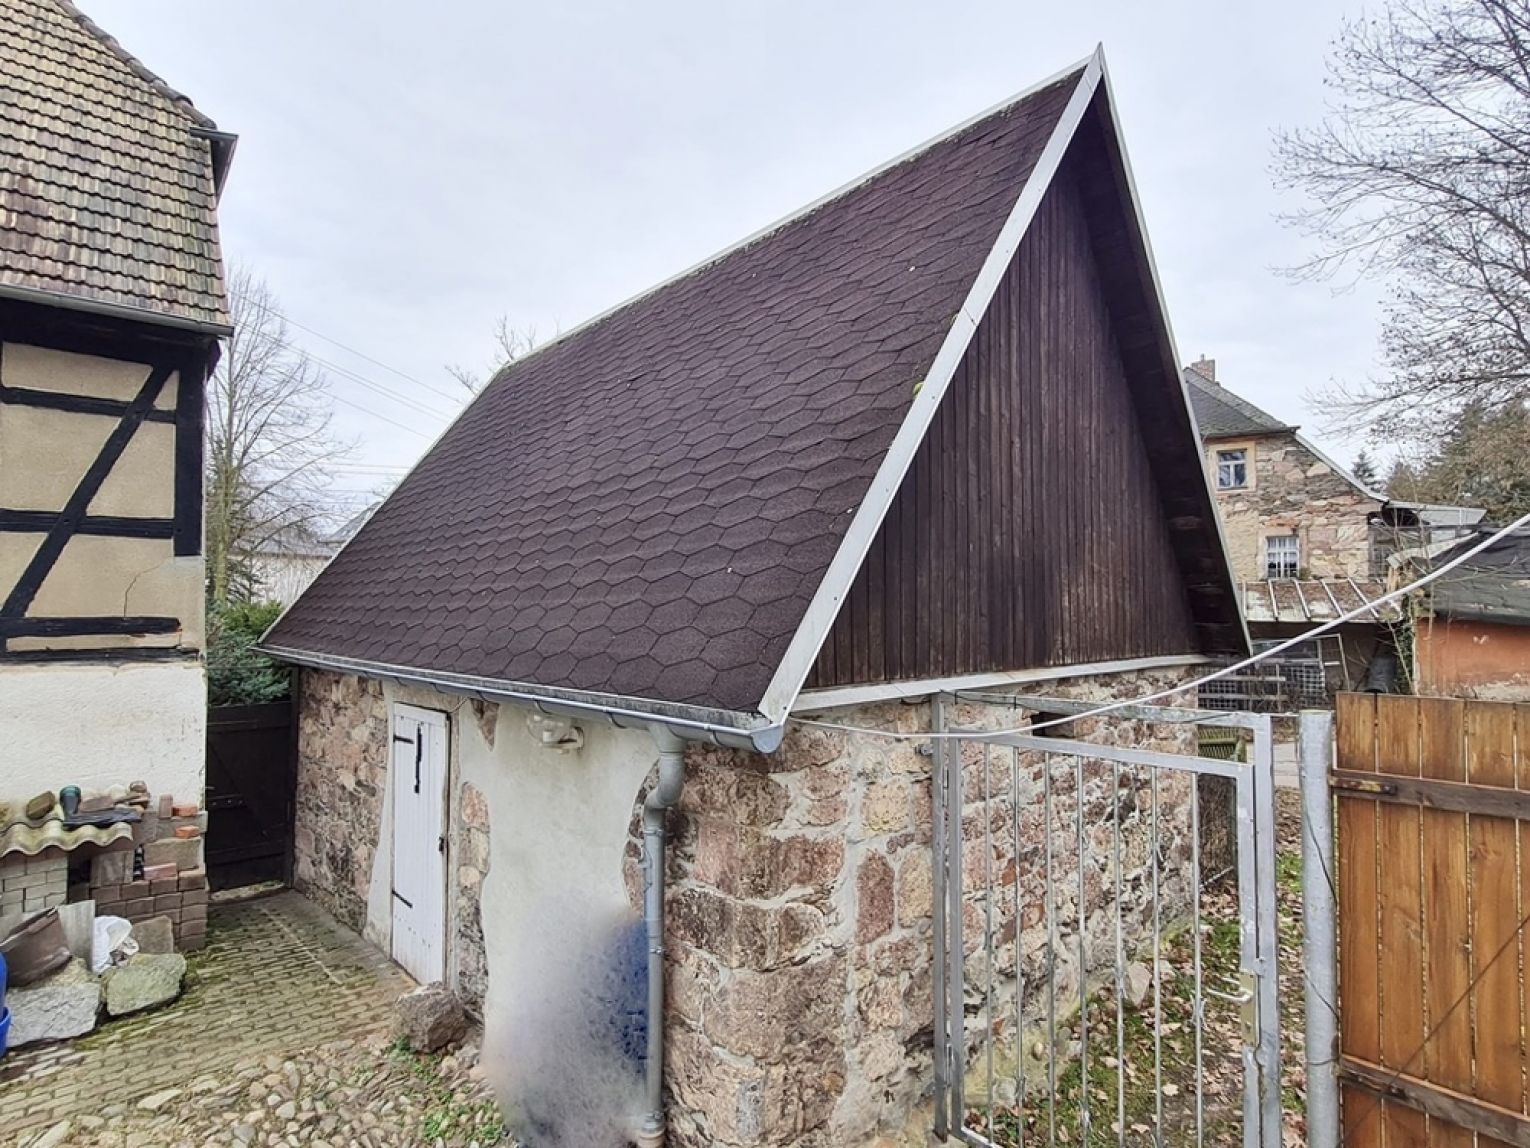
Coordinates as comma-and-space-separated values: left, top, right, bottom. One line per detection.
205, 701, 296, 891
1335, 693, 1530, 1146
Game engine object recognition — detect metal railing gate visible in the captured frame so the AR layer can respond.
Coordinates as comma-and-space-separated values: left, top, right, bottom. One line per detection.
931, 696, 1283, 1148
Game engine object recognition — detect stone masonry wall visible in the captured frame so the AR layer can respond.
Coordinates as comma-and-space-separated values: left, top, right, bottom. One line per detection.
1208, 431, 1381, 583
294, 670, 389, 934
643, 666, 1198, 1148
294, 670, 493, 1014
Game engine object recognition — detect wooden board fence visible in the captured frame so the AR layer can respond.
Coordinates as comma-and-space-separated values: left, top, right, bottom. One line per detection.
1335, 692, 1530, 1146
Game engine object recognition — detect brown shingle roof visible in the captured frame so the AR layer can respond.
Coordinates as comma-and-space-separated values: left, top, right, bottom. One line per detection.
0, 0, 230, 329
266, 68, 1086, 721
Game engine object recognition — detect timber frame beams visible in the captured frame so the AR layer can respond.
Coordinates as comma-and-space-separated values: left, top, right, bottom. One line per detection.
0, 299, 214, 659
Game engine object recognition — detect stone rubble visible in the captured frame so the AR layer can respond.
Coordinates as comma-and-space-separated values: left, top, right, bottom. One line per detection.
102, 952, 186, 1017
7, 957, 100, 1046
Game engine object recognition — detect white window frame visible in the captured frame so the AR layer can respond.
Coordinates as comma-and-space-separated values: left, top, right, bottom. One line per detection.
1216, 447, 1249, 490
1265, 534, 1300, 579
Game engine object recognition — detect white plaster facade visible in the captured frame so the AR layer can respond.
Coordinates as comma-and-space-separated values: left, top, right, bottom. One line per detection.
0, 661, 206, 800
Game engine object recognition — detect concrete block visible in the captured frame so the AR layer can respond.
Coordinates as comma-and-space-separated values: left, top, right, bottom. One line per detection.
132, 915, 175, 955
153, 893, 181, 913
177, 867, 207, 892
56, 899, 94, 960
149, 877, 178, 896
141, 863, 177, 884
91, 850, 133, 888
157, 794, 174, 818
144, 837, 202, 873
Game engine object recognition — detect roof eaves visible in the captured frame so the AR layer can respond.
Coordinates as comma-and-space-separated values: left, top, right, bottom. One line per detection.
753, 47, 1113, 724
47, 0, 218, 130
0, 281, 234, 338
260, 645, 786, 753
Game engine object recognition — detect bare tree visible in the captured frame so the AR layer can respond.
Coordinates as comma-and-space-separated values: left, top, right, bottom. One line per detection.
206, 267, 349, 605
445, 315, 543, 393
1275, 0, 1530, 441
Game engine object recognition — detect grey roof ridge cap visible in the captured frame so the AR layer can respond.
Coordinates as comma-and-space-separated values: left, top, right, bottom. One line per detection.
259, 644, 785, 752
479, 51, 1096, 389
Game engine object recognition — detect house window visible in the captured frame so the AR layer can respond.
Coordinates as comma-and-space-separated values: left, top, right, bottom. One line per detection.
1216, 448, 1248, 489
1266, 534, 1300, 579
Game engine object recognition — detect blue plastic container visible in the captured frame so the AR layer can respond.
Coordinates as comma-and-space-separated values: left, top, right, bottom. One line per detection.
0, 1006, 9, 1059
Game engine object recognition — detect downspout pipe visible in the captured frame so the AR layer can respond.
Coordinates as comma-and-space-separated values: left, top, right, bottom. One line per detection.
636, 727, 687, 1148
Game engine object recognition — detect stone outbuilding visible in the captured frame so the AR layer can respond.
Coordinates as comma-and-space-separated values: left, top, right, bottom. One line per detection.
264, 49, 1246, 1148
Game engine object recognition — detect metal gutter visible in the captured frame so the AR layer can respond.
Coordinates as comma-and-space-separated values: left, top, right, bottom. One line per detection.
259, 644, 785, 753
0, 282, 233, 338
791, 654, 1210, 712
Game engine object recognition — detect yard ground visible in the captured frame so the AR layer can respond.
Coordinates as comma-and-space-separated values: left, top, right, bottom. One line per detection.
4, 891, 507, 1148
973, 789, 1310, 1147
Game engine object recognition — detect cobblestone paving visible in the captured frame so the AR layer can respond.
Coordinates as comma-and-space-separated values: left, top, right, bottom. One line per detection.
0, 890, 479, 1144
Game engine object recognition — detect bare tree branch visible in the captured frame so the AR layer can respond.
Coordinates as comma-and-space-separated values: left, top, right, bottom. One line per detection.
445, 316, 544, 394
206, 266, 352, 604
1275, 0, 1530, 442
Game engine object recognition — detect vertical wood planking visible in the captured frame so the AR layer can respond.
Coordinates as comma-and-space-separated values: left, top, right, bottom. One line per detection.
1336, 691, 1382, 1148
1375, 696, 1429, 1146
1466, 701, 1522, 1148
802, 155, 1200, 690
1417, 696, 1474, 1148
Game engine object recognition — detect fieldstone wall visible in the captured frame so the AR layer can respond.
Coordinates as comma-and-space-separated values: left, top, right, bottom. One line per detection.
294, 670, 389, 933
640, 666, 1198, 1148
1208, 431, 1381, 582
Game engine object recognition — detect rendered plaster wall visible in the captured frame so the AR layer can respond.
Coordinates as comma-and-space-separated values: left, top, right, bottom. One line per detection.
0, 661, 205, 800
293, 669, 653, 1025
1415, 617, 1530, 701
0, 341, 201, 652
1205, 431, 1380, 584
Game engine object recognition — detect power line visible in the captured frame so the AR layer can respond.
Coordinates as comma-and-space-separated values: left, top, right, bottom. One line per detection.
328, 391, 435, 439
304, 349, 456, 421
283, 315, 467, 405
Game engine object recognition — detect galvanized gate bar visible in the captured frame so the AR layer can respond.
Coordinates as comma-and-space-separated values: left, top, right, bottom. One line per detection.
931, 696, 1286, 1148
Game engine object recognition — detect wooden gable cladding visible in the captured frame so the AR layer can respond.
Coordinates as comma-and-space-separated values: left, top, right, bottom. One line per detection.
805, 149, 1201, 690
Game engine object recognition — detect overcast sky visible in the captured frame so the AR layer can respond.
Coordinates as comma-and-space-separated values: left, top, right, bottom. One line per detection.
91, 0, 1379, 513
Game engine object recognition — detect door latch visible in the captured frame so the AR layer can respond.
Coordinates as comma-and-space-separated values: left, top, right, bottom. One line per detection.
438, 835, 446, 854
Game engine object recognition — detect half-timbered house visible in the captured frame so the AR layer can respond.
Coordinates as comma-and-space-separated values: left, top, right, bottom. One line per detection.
265, 50, 1244, 1147
0, 0, 233, 800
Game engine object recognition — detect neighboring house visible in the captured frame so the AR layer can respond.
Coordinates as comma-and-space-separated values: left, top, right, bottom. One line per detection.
264, 54, 1244, 1147
1185, 359, 1478, 701
242, 507, 374, 606
1394, 526, 1530, 700
0, 0, 233, 800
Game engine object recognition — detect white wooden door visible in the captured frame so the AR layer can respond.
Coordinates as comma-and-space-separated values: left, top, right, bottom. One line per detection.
390, 703, 448, 983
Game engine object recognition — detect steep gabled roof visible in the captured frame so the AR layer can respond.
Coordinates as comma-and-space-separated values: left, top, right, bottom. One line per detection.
1183, 367, 1294, 439
0, 0, 232, 331
266, 50, 1240, 742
